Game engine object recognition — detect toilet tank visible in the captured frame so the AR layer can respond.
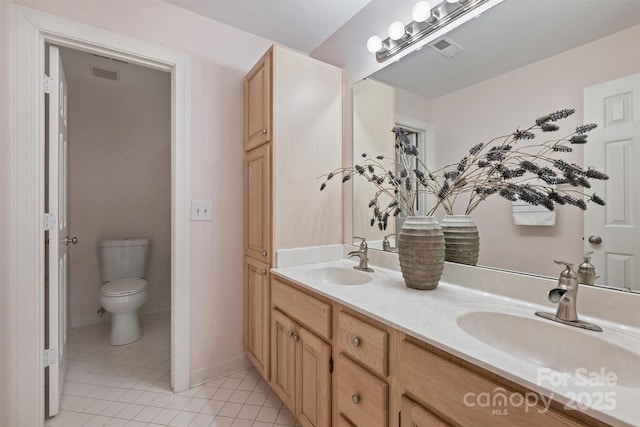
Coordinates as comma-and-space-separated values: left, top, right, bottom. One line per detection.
99, 238, 151, 282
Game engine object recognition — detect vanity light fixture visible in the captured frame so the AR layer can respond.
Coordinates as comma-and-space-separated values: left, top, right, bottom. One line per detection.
368, 0, 503, 63
412, 1, 433, 23
388, 21, 407, 40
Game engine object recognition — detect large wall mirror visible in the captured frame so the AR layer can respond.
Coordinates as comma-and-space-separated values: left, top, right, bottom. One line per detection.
352, 0, 640, 292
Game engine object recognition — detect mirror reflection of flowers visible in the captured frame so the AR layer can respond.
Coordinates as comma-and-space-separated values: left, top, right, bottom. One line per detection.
319, 108, 608, 230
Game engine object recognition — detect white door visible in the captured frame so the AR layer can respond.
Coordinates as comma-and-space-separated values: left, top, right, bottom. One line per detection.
584, 73, 640, 291
46, 45, 73, 417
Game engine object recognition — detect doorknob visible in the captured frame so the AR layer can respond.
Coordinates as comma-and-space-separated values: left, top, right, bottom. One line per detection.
65, 236, 78, 245
588, 235, 602, 245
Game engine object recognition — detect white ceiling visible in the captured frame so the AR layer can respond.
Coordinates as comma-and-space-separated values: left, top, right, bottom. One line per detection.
163, 0, 371, 53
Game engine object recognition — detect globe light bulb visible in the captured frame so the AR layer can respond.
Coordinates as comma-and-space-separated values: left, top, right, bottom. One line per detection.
412, 1, 432, 22
388, 21, 406, 41
367, 35, 383, 53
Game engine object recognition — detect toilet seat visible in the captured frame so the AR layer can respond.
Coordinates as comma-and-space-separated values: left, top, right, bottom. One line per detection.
101, 278, 148, 297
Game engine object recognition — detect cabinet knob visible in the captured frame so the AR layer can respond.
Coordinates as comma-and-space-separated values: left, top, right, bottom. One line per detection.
261, 270, 267, 275
288, 331, 294, 338
352, 337, 361, 348
292, 334, 299, 342
262, 251, 267, 257
351, 394, 360, 404
262, 129, 267, 135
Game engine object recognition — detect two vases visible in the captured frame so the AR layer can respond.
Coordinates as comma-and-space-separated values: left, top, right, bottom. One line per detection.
397, 215, 479, 290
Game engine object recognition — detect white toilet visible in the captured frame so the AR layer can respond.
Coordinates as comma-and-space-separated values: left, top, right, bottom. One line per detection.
98, 238, 150, 345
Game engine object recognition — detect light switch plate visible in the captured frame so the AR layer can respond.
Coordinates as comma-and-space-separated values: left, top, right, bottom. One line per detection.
191, 200, 212, 221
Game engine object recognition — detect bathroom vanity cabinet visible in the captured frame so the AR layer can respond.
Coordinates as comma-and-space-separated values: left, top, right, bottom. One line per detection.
398, 337, 588, 427
268, 273, 607, 427
336, 310, 392, 427
271, 277, 332, 426
243, 45, 342, 383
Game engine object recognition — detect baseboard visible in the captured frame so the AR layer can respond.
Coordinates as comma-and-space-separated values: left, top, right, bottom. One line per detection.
189, 355, 251, 388
70, 312, 110, 328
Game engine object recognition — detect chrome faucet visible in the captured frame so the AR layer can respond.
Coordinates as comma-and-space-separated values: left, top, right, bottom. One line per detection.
535, 260, 602, 332
382, 233, 396, 252
348, 237, 374, 272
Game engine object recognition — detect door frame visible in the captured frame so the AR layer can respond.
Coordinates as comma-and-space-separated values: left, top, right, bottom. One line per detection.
9, 5, 191, 425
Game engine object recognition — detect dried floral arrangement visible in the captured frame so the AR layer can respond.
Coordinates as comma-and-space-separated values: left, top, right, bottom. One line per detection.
320, 108, 608, 230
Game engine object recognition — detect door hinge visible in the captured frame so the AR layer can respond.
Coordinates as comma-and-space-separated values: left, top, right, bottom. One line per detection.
329, 356, 333, 373
44, 348, 58, 367
44, 75, 57, 94
43, 213, 57, 231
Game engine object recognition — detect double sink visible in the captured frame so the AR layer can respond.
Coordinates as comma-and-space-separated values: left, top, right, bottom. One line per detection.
281, 262, 640, 425
306, 265, 639, 387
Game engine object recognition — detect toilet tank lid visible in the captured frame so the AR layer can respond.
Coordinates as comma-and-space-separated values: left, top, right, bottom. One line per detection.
99, 238, 150, 248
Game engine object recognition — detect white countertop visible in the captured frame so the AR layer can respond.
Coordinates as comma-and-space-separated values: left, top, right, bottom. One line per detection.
272, 259, 640, 427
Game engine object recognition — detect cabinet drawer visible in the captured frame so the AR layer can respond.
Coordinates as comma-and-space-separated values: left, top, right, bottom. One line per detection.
272, 278, 331, 340
400, 396, 450, 427
337, 354, 388, 427
400, 340, 584, 427
338, 311, 388, 376
337, 415, 355, 427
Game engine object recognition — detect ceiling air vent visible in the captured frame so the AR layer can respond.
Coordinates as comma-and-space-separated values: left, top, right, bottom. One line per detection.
428, 37, 464, 58
91, 65, 119, 81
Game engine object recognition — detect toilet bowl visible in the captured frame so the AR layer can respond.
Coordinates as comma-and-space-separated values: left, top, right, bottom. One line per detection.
99, 238, 151, 346
100, 278, 149, 345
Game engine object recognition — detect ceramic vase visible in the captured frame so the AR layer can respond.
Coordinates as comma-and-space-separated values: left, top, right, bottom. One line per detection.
397, 216, 445, 290
441, 215, 480, 266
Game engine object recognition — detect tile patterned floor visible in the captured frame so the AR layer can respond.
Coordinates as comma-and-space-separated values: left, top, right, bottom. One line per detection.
46, 312, 297, 427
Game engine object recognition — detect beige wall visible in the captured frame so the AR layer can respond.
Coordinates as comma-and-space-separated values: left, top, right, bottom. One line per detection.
352, 79, 395, 243
0, 1, 11, 419
67, 74, 171, 327
430, 25, 640, 277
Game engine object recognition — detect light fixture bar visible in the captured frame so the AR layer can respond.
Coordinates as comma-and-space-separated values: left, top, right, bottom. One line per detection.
374, 0, 503, 63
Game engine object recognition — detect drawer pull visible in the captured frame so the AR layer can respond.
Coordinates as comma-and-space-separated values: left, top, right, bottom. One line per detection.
262, 129, 267, 135
351, 394, 360, 405
262, 251, 267, 257
352, 337, 361, 347
261, 270, 267, 275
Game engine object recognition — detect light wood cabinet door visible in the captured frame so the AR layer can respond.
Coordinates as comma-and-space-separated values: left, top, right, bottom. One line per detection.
400, 396, 450, 427
245, 48, 272, 151
271, 309, 297, 411
245, 143, 271, 262
296, 327, 331, 427
244, 257, 270, 380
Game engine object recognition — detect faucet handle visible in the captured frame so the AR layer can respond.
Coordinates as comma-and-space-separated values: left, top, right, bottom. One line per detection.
353, 236, 368, 250
554, 260, 578, 279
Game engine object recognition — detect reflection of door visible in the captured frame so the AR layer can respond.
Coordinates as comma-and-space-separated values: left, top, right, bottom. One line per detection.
46, 45, 70, 416
584, 73, 640, 290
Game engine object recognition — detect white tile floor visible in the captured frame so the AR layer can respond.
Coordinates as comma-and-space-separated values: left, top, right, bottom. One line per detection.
46, 312, 298, 427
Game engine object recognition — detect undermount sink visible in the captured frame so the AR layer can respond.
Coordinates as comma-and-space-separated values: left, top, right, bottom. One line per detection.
457, 311, 640, 388
305, 266, 372, 286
